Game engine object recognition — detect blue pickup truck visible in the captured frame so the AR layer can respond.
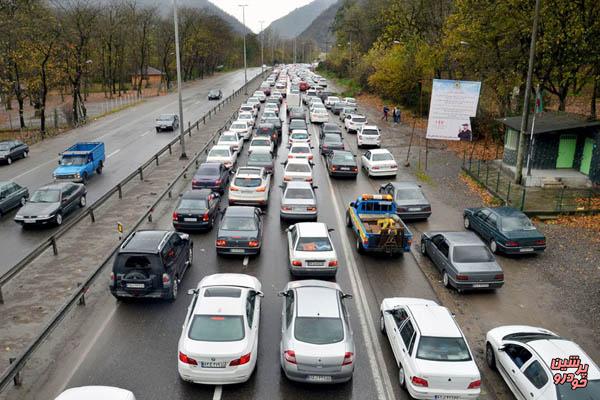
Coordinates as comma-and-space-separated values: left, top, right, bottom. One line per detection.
53, 142, 105, 184
346, 193, 413, 255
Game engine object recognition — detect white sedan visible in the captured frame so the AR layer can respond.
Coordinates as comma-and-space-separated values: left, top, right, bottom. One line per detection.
287, 143, 313, 161
287, 222, 338, 277
217, 131, 244, 153
247, 97, 261, 110
206, 145, 237, 169
380, 297, 481, 399
237, 111, 255, 128
361, 149, 397, 177
178, 274, 263, 385
239, 103, 257, 117
248, 137, 274, 154
253, 90, 266, 102
283, 158, 313, 183
485, 325, 600, 400
230, 120, 252, 140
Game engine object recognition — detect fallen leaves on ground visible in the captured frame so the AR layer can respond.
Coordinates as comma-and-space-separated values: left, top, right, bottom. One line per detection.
459, 172, 503, 206
538, 214, 600, 239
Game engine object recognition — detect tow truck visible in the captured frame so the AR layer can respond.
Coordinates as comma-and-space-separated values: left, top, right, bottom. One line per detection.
345, 194, 412, 255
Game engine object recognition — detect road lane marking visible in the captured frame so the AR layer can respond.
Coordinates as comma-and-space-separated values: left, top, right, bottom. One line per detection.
11, 158, 58, 181
106, 149, 121, 158
242, 256, 249, 268
319, 123, 396, 400
213, 385, 222, 400
140, 130, 152, 137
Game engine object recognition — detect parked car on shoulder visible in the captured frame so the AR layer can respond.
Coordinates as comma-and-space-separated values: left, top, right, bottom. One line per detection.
208, 89, 222, 100
325, 150, 358, 178
192, 162, 230, 193
279, 280, 354, 383
0, 140, 29, 165
155, 114, 179, 132
216, 206, 263, 256
178, 274, 263, 385
378, 182, 431, 220
173, 189, 220, 231
0, 181, 28, 217
110, 230, 192, 301
463, 207, 546, 254
380, 297, 481, 399
14, 182, 86, 227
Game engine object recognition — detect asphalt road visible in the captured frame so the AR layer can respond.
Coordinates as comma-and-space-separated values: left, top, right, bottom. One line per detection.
0, 68, 261, 274
56, 98, 443, 400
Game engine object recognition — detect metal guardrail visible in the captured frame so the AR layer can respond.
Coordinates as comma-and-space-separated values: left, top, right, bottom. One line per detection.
0, 71, 265, 304
0, 69, 269, 392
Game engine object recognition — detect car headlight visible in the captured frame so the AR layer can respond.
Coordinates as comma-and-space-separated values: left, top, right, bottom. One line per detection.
75, 173, 80, 178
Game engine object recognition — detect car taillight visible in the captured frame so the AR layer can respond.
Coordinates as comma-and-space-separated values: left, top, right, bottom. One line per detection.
352, 167, 358, 172
456, 274, 469, 281
342, 352, 353, 366
284, 350, 297, 364
288, 155, 293, 158
391, 164, 398, 168
505, 241, 519, 247
494, 273, 504, 280
330, 165, 337, 171
535, 239, 546, 246
284, 176, 291, 181
423, 206, 432, 211
215, 179, 222, 185
411, 376, 428, 387
202, 212, 209, 222
192, 179, 199, 185
282, 206, 292, 211
249, 240, 259, 247
291, 260, 302, 266
179, 352, 198, 365
307, 207, 317, 212
172, 212, 179, 221
308, 155, 313, 160
110, 272, 115, 283
216, 239, 226, 247
397, 207, 408, 212
230, 186, 239, 191
305, 177, 313, 182
229, 353, 251, 366
256, 186, 266, 192
468, 379, 481, 389
162, 273, 170, 284
328, 260, 338, 267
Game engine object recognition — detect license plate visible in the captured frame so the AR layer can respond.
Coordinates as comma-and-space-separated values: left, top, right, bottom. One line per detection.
306, 261, 323, 267
434, 396, 460, 400
230, 248, 245, 253
408, 207, 421, 211
24, 218, 36, 223
520, 248, 534, 252
340, 167, 350, 171
472, 284, 489, 288
126, 283, 145, 289
200, 361, 227, 369
161, 126, 166, 129
183, 218, 197, 222
307, 375, 332, 382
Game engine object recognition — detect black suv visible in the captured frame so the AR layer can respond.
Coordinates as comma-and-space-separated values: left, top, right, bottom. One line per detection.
110, 230, 193, 301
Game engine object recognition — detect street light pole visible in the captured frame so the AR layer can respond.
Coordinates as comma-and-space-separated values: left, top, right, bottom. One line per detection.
239, 4, 248, 94
293, 38, 297, 64
259, 20, 265, 73
515, 0, 541, 184
173, 0, 187, 159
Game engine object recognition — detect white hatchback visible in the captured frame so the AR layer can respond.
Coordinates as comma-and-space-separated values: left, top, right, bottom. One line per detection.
344, 114, 367, 133
357, 125, 381, 148
380, 297, 481, 399
361, 149, 397, 177
206, 145, 237, 169
287, 222, 338, 277
283, 158, 313, 183
239, 103, 257, 117
178, 274, 263, 385
228, 167, 271, 206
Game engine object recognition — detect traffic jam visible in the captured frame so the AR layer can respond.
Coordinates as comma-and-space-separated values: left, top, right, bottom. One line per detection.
54, 65, 599, 400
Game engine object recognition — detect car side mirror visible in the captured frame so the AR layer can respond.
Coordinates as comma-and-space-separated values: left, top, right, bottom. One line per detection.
277, 291, 288, 297
342, 293, 353, 299
328, 228, 335, 232
256, 290, 265, 298
187, 289, 198, 295
497, 345, 506, 352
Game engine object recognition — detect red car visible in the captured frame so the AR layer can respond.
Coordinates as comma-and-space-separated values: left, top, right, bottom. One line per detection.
299, 81, 310, 92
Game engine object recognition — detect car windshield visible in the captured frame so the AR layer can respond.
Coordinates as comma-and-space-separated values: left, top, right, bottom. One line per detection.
197, 166, 218, 176
296, 236, 332, 252
395, 188, 426, 200
30, 189, 60, 203
60, 156, 87, 166
556, 379, 600, 399
0, 144, 10, 151
372, 153, 394, 161
362, 129, 379, 135
252, 140, 270, 147
221, 216, 257, 231
453, 245, 495, 263
291, 147, 309, 154
188, 315, 244, 342
286, 163, 311, 173
157, 115, 173, 121
209, 149, 229, 157
500, 216, 536, 232
353, 117, 367, 122
249, 153, 271, 162
234, 177, 262, 187
294, 317, 343, 345
179, 198, 207, 209
416, 336, 472, 362
285, 188, 314, 200
333, 153, 355, 163
231, 123, 246, 130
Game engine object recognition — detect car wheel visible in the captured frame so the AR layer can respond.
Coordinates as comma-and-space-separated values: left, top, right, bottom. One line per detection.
55, 213, 63, 226
420, 241, 427, 256
490, 239, 498, 254
486, 342, 497, 371
442, 271, 450, 288
463, 216, 471, 230
96, 163, 103, 174
356, 237, 365, 254
188, 246, 194, 266
79, 196, 86, 207
346, 213, 352, 228
398, 363, 406, 389
23, 151, 29, 158
20, 197, 26, 207
81, 173, 88, 184
169, 277, 179, 301
6, 157, 12, 165
379, 313, 386, 334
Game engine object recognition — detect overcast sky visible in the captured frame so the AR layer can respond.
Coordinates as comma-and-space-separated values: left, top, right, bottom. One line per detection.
209, 0, 314, 33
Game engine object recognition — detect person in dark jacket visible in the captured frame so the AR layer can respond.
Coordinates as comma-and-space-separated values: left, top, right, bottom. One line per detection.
382, 105, 389, 121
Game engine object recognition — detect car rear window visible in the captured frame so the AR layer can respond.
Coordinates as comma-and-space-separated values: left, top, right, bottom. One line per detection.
121, 255, 153, 269
294, 317, 343, 345
234, 177, 262, 188
249, 153, 271, 162
291, 147, 309, 154
221, 216, 257, 231
179, 198, 207, 209
286, 163, 311, 173
285, 188, 314, 200
296, 237, 332, 252
204, 287, 241, 298
556, 379, 600, 399
395, 188, 426, 201
209, 149, 229, 157
324, 135, 342, 143
453, 245, 494, 263
416, 336, 472, 361
188, 315, 245, 342
291, 133, 309, 140
500, 216, 536, 232
333, 153, 355, 163
231, 123, 246, 130
197, 166, 218, 175
372, 153, 394, 161
362, 129, 379, 135
252, 140, 270, 146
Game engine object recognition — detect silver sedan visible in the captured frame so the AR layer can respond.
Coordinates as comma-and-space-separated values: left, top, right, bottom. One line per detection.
278, 280, 355, 384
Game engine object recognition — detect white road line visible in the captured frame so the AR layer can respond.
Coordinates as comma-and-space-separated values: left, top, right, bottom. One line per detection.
140, 130, 152, 137
212, 385, 222, 400
319, 123, 396, 400
242, 256, 249, 268
106, 149, 121, 159
11, 158, 58, 181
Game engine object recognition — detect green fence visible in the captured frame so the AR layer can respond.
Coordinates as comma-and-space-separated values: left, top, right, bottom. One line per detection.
462, 157, 600, 215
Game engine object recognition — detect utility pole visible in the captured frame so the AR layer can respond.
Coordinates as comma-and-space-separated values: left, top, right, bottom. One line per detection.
515, 0, 541, 184
259, 20, 265, 72
239, 4, 248, 94
173, 0, 186, 159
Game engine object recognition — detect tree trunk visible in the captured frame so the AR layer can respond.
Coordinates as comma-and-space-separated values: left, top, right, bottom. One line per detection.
591, 76, 598, 119
12, 64, 26, 128
40, 56, 49, 137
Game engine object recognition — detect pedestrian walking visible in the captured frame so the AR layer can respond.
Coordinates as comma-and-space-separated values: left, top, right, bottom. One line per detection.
394, 107, 401, 124
382, 105, 389, 121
